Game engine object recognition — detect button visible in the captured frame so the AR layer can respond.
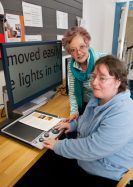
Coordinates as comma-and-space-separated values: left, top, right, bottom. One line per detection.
39, 137, 44, 142
44, 132, 49, 137
33, 140, 37, 144
51, 128, 60, 134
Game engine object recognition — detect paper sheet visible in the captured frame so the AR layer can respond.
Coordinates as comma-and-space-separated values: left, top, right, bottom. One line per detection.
19, 111, 61, 131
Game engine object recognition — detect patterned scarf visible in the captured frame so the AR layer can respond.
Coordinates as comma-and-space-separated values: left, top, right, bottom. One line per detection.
70, 49, 94, 114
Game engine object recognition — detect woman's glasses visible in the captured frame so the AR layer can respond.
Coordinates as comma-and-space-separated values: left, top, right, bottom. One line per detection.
90, 74, 115, 84
70, 44, 87, 55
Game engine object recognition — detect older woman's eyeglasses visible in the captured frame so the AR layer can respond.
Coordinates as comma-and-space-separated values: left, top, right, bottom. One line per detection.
90, 74, 115, 84
70, 44, 87, 54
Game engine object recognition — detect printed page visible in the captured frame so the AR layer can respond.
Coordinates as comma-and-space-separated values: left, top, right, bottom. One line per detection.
5, 14, 25, 42
19, 111, 61, 131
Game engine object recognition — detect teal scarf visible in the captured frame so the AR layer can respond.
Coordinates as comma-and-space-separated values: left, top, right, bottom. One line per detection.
70, 49, 94, 114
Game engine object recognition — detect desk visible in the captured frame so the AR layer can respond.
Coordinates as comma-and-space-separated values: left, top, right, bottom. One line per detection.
0, 94, 69, 187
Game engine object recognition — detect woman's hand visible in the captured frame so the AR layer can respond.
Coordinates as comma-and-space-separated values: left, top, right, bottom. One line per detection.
54, 121, 71, 134
63, 113, 79, 122
43, 138, 58, 150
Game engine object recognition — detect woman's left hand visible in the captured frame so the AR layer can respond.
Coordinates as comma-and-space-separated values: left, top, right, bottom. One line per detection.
54, 121, 71, 133
43, 138, 58, 150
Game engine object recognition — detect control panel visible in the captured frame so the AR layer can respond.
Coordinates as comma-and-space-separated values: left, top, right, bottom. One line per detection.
32, 128, 64, 149
1, 111, 64, 150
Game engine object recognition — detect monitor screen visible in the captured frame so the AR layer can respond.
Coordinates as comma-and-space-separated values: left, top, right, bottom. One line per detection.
1, 41, 62, 109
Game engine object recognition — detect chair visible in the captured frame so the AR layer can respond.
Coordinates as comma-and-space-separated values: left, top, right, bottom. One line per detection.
116, 168, 133, 187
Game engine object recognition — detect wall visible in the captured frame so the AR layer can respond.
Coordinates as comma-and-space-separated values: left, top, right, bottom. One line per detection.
83, 0, 133, 53
83, 0, 116, 53
0, 0, 82, 105
0, 0, 82, 42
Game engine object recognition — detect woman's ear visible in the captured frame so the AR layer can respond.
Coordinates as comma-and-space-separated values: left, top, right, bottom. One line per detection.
115, 79, 121, 89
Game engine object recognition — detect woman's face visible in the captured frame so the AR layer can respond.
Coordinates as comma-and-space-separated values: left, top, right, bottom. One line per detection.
91, 64, 121, 104
69, 35, 89, 63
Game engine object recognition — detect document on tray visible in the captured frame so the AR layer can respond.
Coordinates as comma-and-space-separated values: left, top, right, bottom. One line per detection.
19, 111, 62, 131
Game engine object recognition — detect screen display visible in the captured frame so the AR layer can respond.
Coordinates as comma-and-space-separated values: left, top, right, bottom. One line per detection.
1, 41, 62, 109
2, 121, 43, 142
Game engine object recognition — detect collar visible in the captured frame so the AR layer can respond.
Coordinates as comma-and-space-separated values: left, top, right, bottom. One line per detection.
88, 90, 131, 109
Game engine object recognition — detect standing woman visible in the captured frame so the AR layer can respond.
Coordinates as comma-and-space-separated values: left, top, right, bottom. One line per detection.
62, 26, 105, 121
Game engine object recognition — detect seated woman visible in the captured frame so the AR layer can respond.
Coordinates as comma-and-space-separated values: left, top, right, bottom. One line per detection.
44, 55, 133, 187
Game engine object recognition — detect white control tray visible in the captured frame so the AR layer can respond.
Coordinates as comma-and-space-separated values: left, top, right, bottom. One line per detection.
1, 111, 64, 149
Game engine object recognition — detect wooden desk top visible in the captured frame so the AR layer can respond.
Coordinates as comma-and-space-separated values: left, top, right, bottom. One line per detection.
0, 94, 69, 187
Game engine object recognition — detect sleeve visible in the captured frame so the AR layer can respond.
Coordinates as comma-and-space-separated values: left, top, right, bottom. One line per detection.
68, 63, 79, 115
53, 110, 133, 161
70, 119, 78, 131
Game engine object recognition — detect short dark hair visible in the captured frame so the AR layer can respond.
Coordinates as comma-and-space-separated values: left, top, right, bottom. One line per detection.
62, 26, 91, 53
94, 55, 128, 93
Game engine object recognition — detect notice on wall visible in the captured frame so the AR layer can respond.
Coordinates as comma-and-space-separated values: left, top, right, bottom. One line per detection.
76, 16, 86, 27
57, 35, 64, 51
0, 33, 5, 59
25, 35, 42, 41
4, 14, 25, 42
22, 1, 43, 27
56, 10, 68, 29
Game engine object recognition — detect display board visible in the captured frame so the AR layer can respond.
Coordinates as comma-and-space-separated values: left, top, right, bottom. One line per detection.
0, 0, 83, 57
